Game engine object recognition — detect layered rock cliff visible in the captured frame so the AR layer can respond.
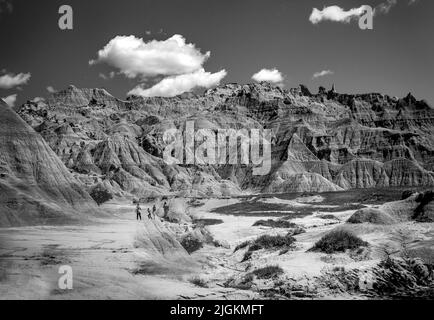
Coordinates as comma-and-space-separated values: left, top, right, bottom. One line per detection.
15, 82, 434, 197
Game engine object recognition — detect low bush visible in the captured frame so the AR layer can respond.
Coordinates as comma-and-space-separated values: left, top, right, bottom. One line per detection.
318, 214, 339, 220
234, 240, 251, 252
189, 276, 208, 288
250, 265, 284, 279
413, 190, 434, 222
240, 233, 297, 262
252, 219, 298, 228
249, 234, 296, 252
90, 187, 113, 206
309, 229, 369, 254
180, 234, 203, 254
401, 190, 415, 200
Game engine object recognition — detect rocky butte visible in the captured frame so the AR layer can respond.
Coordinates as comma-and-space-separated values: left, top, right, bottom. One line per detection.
11, 82, 434, 202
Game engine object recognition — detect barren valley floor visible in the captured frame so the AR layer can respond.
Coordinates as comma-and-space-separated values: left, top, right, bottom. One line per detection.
1, 190, 433, 299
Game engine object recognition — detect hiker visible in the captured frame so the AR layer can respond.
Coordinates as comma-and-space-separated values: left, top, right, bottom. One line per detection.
135, 203, 142, 220
147, 208, 153, 219
152, 204, 157, 217
163, 201, 169, 217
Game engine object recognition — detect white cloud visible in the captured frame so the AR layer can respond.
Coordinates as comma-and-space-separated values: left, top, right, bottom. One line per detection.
2, 93, 17, 107
313, 70, 334, 79
310, 1, 414, 24
309, 5, 371, 24
376, 0, 397, 14
0, 72, 31, 89
31, 97, 45, 103
46, 86, 56, 93
128, 68, 227, 97
251, 68, 284, 83
89, 34, 210, 78
99, 71, 116, 80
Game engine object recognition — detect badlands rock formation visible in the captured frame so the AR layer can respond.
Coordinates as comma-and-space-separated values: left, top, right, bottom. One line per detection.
0, 99, 98, 227
14, 82, 434, 198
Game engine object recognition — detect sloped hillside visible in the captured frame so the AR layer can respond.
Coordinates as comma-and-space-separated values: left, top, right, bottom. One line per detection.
0, 99, 98, 226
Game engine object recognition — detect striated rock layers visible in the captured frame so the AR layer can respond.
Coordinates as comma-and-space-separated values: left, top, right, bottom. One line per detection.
0, 99, 98, 227
15, 82, 434, 197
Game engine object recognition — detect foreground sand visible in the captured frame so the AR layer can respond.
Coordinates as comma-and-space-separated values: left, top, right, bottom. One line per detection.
0, 196, 432, 299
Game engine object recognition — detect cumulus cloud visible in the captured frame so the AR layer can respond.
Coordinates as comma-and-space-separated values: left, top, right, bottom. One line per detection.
0, 72, 31, 89
99, 71, 116, 80
46, 86, 57, 93
2, 93, 17, 107
309, 5, 371, 24
251, 68, 284, 83
313, 70, 334, 79
309, 1, 418, 24
89, 34, 210, 78
128, 68, 227, 97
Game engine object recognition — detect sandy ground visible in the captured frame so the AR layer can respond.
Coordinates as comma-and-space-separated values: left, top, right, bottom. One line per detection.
1, 196, 432, 299
0, 202, 245, 299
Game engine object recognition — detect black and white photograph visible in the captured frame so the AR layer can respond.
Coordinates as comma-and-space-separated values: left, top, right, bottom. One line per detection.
0, 0, 433, 307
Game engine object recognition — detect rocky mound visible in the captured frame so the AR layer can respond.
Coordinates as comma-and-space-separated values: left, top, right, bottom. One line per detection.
0, 99, 98, 227
347, 190, 434, 224
133, 218, 189, 261
347, 208, 397, 225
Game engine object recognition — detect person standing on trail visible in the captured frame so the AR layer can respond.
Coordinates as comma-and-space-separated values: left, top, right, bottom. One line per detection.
163, 201, 169, 217
135, 203, 142, 220
147, 207, 153, 219
152, 204, 157, 217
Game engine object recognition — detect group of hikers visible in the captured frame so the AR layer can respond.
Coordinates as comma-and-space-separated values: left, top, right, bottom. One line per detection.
135, 200, 170, 221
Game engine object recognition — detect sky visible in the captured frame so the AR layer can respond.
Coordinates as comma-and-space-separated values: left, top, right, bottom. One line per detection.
0, 0, 433, 106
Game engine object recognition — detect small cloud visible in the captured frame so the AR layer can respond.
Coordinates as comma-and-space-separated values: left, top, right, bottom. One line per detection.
46, 86, 57, 93
313, 70, 334, 79
2, 93, 17, 107
376, 0, 397, 14
309, 5, 371, 24
0, 72, 31, 89
251, 68, 284, 84
99, 71, 116, 80
309, 1, 415, 25
31, 97, 45, 103
128, 68, 227, 97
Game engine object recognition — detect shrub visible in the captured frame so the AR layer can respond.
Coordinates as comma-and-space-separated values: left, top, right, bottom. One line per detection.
252, 219, 298, 228
250, 265, 284, 279
90, 187, 113, 206
189, 276, 208, 288
224, 273, 254, 290
401, 190, 415, 200
309, 229, 369, 254
241, 251, 253, 262
413, 190, 434, 222
318, 214, 339, 220
249, 234, 296, 252
234, 240, 251, 252
180, 234, 203, 254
